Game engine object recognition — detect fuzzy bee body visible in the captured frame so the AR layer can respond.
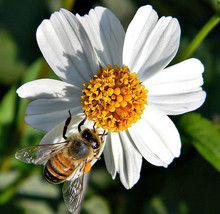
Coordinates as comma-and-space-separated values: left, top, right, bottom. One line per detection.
44, 151, 75, 184
44, 134, 94, 184
15, 112, 107, 212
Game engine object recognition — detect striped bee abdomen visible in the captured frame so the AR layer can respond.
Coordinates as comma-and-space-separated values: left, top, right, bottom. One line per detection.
44, 152, 75, 184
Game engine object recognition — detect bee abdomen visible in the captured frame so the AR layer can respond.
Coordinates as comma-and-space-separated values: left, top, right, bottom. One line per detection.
44, 153, 74, 184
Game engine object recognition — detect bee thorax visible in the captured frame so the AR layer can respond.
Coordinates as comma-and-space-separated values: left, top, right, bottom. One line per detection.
69, 139, 90, 159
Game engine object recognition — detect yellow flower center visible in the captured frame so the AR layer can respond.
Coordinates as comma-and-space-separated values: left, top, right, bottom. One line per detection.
80, 65, 148, 132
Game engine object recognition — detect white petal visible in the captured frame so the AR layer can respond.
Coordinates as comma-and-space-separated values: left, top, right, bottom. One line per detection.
118, 131, 142, 189
123, 5, 158, 67
147, 58, 206, 115
123, 5, 180, 80
17, 79, 83, 131
25, 97, 81, 115
39, 114, 84, 145
36, 8, 99, 88
17, 79, 82, 100
148, 91, 206, 115
129, 106, 181, 167
77, 6, 125, 67
147, 59, 205, 95
25, 107, 82, 132
127, 127, 168, 167
103, 132, 123, 179
24, 95, 82, 131
104, 131, 142, 189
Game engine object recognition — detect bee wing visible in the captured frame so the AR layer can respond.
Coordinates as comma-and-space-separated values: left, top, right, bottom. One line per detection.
62, 162, 85, 212
15, 142, 69, 165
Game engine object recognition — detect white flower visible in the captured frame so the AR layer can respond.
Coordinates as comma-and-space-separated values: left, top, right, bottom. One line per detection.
17, 5, 206, 189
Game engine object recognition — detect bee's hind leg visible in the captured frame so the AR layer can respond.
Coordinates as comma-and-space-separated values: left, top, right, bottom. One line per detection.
63, 110, 72, 140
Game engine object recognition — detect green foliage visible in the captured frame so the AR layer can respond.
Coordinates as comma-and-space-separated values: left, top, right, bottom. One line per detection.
179, 113, 220, 171
83, 195, 111, 214
0, 87, 16, 127
0, 30, 26, 86
0, 0, 220, 213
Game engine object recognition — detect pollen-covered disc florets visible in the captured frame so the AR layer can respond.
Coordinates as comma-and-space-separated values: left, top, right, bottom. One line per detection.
80, 65, 148, 132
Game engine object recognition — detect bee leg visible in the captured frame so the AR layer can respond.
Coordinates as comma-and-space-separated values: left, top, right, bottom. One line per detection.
63, 110, 72, 140
95, 156, 102, 160
99, 130, 108, 142
93, 122, 96, 132
99, 130, 108, 136
78, 113, 87, 132
94, 152, 102, 160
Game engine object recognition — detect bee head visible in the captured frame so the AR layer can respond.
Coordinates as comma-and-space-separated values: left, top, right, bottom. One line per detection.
81, 128, 100, 150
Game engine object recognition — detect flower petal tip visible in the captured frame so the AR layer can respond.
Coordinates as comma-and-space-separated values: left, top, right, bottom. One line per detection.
16, 85, 26, 98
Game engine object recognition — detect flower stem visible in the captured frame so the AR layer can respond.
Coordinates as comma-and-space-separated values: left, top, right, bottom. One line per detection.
177, 14, 220, 62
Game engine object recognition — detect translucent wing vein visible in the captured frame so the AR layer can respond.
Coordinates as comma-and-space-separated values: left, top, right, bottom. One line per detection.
62, 162, 85, 212
15, 142, 69, 165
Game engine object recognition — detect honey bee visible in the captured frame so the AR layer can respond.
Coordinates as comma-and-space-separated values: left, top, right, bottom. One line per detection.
15, 111, 107, 212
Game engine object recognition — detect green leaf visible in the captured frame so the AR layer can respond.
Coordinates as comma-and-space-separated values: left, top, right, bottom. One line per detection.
179, 113, 220, 171
17, 58, 46, 124
89, 168, 114, 190
203, 0, 220, 11
17, 173, 59, 199
0, 171, 19, 190
15, 199, 54, 214
0, 58, 47, 169
144, 196, 168, 214
83, 195, 111, 214
0, 87, 16, 125
21, 58, 46, 83
0, 29, 26, 85
0, 87, 17, 152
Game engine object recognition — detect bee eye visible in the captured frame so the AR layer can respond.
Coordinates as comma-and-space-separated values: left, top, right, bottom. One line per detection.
90, 141, 99, 149
82, 130, 93, 141
82, 129, 100, 149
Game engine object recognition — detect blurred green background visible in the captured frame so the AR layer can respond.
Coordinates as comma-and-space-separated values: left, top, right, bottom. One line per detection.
0, 0, 220, 213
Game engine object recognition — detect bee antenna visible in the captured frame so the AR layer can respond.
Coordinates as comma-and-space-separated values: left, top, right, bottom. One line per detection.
93, 122, 96, 132
63, 110, 72, 140
78, 113, 87, 133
